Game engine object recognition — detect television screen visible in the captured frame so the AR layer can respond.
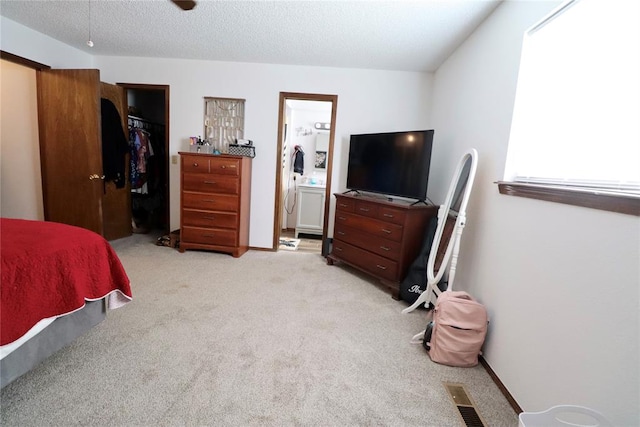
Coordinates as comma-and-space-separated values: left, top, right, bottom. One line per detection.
346, 130, 434, 201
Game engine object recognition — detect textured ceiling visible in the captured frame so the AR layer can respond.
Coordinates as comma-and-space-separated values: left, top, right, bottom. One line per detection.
0, 0, 502, 72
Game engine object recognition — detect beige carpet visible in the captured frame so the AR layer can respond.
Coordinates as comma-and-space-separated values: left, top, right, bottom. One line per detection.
0, 233, 518, 426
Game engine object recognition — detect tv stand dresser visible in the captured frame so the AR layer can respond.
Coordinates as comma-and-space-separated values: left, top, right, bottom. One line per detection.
327, 193, 437, 298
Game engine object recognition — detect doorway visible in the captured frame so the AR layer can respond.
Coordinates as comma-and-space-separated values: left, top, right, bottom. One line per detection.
273, 92, 338, 255
118, 83, 170, 235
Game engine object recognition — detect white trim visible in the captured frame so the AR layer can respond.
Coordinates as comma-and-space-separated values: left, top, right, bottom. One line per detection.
527, 0, 579, 35
514, 176, 640, 195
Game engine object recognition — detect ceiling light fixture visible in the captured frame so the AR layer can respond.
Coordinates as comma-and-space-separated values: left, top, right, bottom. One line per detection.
86, 0, 94, 47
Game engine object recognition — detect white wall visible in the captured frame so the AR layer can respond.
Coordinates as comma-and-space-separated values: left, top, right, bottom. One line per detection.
95, 56, 433, 248
429, 1, 640, 425
0, 17, 93, 68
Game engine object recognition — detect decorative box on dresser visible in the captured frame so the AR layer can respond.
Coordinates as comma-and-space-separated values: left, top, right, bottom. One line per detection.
327, 193, 437, 298
179, 153, 251, 257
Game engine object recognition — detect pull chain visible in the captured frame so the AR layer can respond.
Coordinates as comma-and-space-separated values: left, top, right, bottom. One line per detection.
86, 0, 94, 47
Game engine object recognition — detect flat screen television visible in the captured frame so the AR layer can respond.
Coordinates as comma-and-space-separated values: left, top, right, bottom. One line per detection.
346, 130, 434, 202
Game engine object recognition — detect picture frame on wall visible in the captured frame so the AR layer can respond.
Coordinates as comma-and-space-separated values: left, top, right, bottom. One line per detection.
315, 151, 327, 169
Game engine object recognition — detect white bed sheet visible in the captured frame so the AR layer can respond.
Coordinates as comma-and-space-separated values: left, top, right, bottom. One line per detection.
0, 318, 56, 360
0, 290, 131, 360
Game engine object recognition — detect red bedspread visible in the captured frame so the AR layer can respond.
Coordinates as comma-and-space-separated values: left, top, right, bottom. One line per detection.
1, 218, 132, 346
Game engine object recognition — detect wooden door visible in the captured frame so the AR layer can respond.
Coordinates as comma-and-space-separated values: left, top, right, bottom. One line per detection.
100, 82, 132, 240
37, 69, 104, 234
37, 70, 131, 239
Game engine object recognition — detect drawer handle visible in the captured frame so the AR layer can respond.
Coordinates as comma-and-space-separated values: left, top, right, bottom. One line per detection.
203, 215, 215, 220
203, 199, 215, 203
376, 264, 387, 270
203, 180, 216, 184
383, 213, 394, 218
359, 207, 370, 212
380, 246, 390, 251
381, 228, 392, 234
339, 203, 348, 208
338, 216, 346, 221
192, 163, 198, 167
334, 247, 343, 252
202, 233, 215, 237
337, 231, 345, 235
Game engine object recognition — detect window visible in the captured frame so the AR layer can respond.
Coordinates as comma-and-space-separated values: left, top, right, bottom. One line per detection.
500, 0, 639, 215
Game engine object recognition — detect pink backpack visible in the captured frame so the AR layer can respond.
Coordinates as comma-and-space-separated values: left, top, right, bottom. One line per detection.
425, 291, 488, 367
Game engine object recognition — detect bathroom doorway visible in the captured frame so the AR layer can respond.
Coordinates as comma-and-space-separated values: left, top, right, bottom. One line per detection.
273, 92, 337, 255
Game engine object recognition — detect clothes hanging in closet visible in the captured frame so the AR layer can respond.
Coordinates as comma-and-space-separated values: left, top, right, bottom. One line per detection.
129, 128, 154, 193
101, 98, 129, 188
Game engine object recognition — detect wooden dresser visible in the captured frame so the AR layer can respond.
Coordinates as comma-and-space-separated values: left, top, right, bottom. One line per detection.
327, 193, 437, 298
179, 153, 251, 257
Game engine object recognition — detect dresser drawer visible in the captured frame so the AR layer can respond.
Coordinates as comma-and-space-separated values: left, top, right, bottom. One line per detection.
183, 173, 239, 194
181, 155, 241, 176
181, 155, 209, 174
353, 199, 379, 219
334, 211, 404, 242
210, 158, 241, 176
182, 193, 238, 212
377, 206, 407, 225
181, 226, 237, 247
331, 239, 398, 281
335, 197, 355, 213
182, 209, 237, 229
334, 223, 401, 261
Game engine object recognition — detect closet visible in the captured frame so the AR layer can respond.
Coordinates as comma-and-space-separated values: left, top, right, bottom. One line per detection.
37, 69, 131, 240
125, 87, 168, 234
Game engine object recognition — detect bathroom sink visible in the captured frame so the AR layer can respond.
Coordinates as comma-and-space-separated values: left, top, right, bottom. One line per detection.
298, 182, 325, 189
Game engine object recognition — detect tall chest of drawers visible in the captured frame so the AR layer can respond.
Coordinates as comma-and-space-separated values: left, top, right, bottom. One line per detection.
327, 193, 437, 298
179, 153, 251, 257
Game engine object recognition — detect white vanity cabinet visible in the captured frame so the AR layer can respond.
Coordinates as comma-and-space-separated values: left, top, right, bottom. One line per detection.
295, 184, 326, 238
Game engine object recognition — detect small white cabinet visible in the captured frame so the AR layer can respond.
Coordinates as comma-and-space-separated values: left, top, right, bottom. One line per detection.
295, 184, 326, 238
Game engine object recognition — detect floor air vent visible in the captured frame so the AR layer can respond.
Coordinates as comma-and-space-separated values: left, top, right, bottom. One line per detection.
443, 382, 487, 427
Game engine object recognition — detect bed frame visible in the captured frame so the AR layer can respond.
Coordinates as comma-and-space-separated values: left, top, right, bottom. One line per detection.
0, 299, 107, 388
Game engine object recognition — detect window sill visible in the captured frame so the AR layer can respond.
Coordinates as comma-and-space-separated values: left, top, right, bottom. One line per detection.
496, 181, 640, 216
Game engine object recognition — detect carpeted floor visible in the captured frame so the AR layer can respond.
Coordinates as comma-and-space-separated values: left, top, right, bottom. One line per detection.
0, 233, 518, 426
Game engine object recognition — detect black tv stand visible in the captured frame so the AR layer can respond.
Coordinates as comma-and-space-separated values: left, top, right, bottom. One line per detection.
411, 199, 429, 206
342, 189, 361, 196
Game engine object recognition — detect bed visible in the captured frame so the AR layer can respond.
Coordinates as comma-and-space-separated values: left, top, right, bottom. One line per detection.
1, 218, 132, 388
